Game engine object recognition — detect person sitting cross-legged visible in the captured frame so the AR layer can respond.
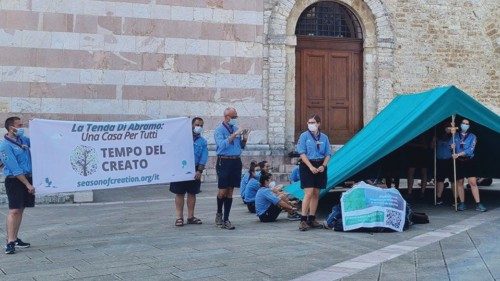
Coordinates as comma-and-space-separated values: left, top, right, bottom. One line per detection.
255, 172, 301, 222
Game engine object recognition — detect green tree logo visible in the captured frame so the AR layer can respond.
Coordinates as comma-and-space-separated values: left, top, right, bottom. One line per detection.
70, 145, 98, 176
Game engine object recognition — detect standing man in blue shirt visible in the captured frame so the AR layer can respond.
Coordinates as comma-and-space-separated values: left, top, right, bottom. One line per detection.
169, 117, 208, 226
214, 107, 250, 229
0, 117, 34, 254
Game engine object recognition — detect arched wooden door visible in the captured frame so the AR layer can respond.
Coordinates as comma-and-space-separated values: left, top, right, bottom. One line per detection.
295, 2, 363, 144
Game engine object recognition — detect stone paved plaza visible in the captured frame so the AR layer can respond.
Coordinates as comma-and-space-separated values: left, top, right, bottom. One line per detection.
1, 183, 499, 281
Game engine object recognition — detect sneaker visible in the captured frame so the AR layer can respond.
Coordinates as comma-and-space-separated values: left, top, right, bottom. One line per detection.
307, 220, 324, 229
15, 238, 30, 248
298, 221, 310, 231
457, 202, 467, 211
221, 220, 235, 230
436, 199, 444, 206
322, 221, 333, 230
5, 242, 15, 254
287, 212, 301, 221
475, 203, 487, 212
215, 213, 223, 226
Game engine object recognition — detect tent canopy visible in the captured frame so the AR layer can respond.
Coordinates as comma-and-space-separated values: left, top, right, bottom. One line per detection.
284, 86, 500, 200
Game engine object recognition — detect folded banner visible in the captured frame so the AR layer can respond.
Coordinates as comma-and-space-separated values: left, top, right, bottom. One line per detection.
30, 118, 195, 194
340, 182, 406, 232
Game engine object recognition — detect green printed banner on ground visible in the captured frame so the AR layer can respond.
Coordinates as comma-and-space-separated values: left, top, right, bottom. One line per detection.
340, 182, 406, 232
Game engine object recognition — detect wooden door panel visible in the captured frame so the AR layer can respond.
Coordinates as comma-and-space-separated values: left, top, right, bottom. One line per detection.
304, 53, 326, 101
329, 54, 349, 102
296, 37, 363, 145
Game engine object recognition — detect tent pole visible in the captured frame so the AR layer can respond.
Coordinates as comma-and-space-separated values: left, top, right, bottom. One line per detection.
434, 126, 437, 206
451, 115, 458, 212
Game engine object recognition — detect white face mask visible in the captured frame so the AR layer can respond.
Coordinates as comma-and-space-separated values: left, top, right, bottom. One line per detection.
461, 124, 469, 132
193, 126, 203, 134
308, 124, 318, 132
269, 181, 276, 189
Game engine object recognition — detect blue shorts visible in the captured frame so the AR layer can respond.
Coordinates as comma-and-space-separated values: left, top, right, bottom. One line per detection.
169, 179, 201, 195
216, 157, 242, 189
6, 176, 35, 209
258, 204, 281, 222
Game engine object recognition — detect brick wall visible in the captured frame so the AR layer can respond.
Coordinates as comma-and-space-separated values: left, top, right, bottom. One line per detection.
0, 0, 268, 146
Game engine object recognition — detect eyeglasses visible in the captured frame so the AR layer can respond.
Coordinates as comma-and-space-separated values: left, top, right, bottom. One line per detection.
307, 121, 317, 124
226, 115, 238, 119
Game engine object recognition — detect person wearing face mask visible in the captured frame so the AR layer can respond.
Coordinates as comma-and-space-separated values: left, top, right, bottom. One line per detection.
214, 107, 250, 229
0, 117, 34, 254
449, 119, 486, 212
169, 117, 208, 226
243, 161, 260, 213
255, 172, 301, 222
296, 114, 332, 231
240, 160, 257, 203
432, 122, 453, 205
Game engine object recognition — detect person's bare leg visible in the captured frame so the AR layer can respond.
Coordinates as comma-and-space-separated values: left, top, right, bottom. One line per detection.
7, 209, 22, 243
301, 188, 313, 216
457, 179, 465, 203
436, 182, 444, 198
175, 194, 184, 219
468, 177, 481, 203
420, 168, 427, 195
308, 189, 320, 216
187, 193, 196, 219
407, 168, 415, 195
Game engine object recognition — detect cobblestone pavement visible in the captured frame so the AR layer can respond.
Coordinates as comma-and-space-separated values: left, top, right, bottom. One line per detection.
0, 182, 499, 281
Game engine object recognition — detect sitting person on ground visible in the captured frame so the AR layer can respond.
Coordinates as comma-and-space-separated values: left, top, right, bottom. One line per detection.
240, 160, 257, 202
255, 172, 301, 222
289, 159, 301, 183
243, 161, 269, 213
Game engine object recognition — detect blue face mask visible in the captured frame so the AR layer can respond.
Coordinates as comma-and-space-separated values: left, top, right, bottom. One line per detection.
461, 124, 469, 132
228, 118, 238, 126
14, 127, 25, 137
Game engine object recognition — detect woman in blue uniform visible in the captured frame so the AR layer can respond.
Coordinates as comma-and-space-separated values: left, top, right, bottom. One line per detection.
450, 119, 486, 212
296, 115, 331, 231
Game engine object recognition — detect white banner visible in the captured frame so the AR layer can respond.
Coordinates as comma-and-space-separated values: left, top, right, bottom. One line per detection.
30, 118, 195, 194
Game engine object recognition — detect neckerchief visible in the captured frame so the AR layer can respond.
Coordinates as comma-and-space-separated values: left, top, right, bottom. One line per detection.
308, 130, 321, 150
4, 135, 29, 150
459, 132, 470, 149
193, 134, 201, 143
222, 122, 233, 134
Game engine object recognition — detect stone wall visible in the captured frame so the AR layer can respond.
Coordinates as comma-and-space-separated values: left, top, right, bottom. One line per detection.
0, 0, 269, 148
386, 0, 499, 110
0, 0, 498, 157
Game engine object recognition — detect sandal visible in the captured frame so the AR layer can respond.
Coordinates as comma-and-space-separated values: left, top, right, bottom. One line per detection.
175, 218, 184, 227
187, 217, 202, 224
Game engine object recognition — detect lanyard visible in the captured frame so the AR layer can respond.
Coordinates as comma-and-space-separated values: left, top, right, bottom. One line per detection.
308, 130, 321, 150
222, 122, 233, 134
193, 134, 200, 143
4, 135, 29, 150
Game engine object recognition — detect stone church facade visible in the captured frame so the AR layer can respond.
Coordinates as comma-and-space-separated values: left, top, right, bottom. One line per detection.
0, 0, 498, 170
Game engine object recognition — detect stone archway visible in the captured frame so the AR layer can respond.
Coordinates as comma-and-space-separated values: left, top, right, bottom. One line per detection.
266, 0, 396, 150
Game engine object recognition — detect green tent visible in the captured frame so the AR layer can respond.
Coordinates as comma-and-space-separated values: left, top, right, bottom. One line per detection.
284, 86, 500, 200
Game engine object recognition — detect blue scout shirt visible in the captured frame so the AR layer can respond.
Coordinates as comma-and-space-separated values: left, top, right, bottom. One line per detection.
296, 131, 332, 160
240, 171, 261, 198
214, 122, 245, 156
193, 134, 208, 167
436, 138, 452, 160
289, 166, 300, 182
244, 177, 260, 203
449, 132, 477, 158
240, 172, 250, 198
0, 135, 32, 177
255, 187, 281, 216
